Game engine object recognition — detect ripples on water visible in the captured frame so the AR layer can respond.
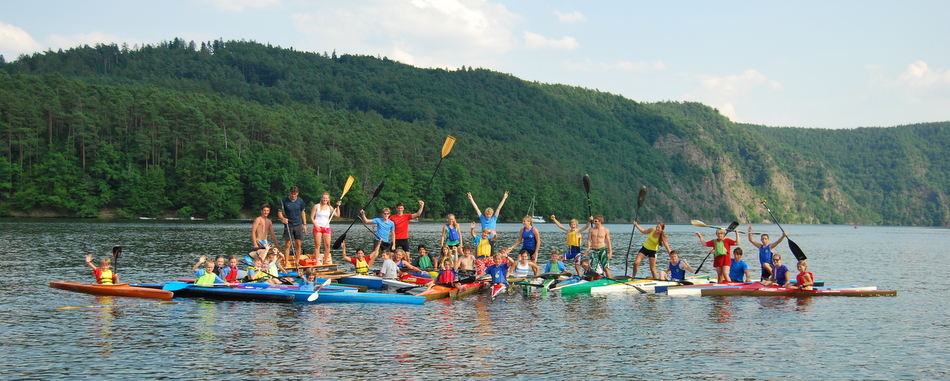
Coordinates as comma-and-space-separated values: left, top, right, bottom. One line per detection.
1, 220, 948, 380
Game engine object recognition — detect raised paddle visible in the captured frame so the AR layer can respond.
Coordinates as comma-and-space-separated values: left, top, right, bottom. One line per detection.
695, 221, 739, 274
622, 186, 648, 279
421, 135, 457, 201
582, 174, 593, 219
760, 200, 807, 260
112, 246, 122, 278
333, 180, 386, 249
306, 278, 333, 301
327, 175, 355, 225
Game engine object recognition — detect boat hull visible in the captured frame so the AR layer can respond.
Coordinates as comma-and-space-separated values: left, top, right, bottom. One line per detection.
702, 286, 896, 297
50, 281, 173, 300
289, 291, 425, 305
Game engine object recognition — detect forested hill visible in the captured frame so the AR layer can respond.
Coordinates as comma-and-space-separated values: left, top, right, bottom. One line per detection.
1, 38, 948, 225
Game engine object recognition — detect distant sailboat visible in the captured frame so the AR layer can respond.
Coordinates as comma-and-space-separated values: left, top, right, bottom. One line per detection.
526, 196, 545, 223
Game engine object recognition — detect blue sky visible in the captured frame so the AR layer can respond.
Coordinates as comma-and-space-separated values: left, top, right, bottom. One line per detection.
2, 0, 948, 128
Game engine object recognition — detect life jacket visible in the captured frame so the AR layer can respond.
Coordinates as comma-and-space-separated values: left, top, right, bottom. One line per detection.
99, 269, 115, 284
195, 270, 218, 286
437, 269, 456, 284
714, 240, 727, 257
567, 230, 582, 247
476, 237, 492, 258
225, 265, 238, 281
446, 224, 460, 241
354, 257, 369, 275
418, 255, 433, 269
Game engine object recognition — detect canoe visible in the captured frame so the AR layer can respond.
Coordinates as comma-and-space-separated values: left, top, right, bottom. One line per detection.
701, 285, 896, 297
50, 281, 173, 300
289, 290, 425, 305
339, 274, 384, 290
172, 285, 295, 302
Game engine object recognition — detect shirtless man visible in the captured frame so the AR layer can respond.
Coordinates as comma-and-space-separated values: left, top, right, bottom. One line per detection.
455, 244, 477, 280
249, 203, 279, 265
585, 215, 613, 279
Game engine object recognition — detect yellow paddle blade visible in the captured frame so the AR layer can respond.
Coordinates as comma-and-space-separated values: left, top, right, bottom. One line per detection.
441, 136, 457, 158
341, 175, 355, 199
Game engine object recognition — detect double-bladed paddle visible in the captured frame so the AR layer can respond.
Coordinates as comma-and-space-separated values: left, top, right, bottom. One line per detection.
333, 180, 386, 249
760, 200, 807, 260
306, 278, 333, 301
695, 221, 739, 274
112, 246, 122, 278
421, 136, 457, 202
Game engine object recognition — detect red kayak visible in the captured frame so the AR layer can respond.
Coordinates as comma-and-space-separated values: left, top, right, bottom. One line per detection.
50, 281, 174, 299
701, 285, 896, 297
398, 273, 433, 285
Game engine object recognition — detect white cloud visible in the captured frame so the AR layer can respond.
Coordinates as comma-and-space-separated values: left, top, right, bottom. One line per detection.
555, 10, 586, 23
0, 21, 41, 57
896, 61, 950, 88
292, 0, 520, 69
198, 0, 282, 12
684, 69, 782, 122
524, 31, 578, 50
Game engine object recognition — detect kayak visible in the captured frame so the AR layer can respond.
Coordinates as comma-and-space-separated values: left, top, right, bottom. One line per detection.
172, 284, 295, 302
409, 285, 455, 301
701, 285, 896, 297
666, 282, 750, 296
557, 278, 615, 295
339, 274, 384, 290
589, 279, 691, 294
50, 281, 173, 300
289, 290, 425, 305
382, 278, 419, 290
453, 281, 488, 298
490, 283, 507, 299
398, 272, 433, 285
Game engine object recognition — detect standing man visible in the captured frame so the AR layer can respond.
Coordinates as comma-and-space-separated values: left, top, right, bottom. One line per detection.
360, 208, 395, 251
389, 200, 424, 252
585, 215, 613, 279
250, 203, 279, 264
278, 186, 307, 267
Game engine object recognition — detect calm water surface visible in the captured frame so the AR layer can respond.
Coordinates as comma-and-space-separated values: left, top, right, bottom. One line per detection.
1, 220, 947, 380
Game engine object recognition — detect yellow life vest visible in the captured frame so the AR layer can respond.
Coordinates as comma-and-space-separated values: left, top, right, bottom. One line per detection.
195, 270, 218, 285
477, 237, 492, 258
354, 257, 369, 275
99, 269, 115, 284
566, 230, 582, 247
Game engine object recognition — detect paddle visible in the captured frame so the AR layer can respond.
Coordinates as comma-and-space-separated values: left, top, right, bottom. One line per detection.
112, 246, 122, 279
582, 174, 593, 219
760, 201, 807, 260
333, 180, 386, 249
327, 175, 355, 225
623, 186, 648, 278
279, 197, 295, 266
695, 221, 739, 274
421, 136, 457, 201
306, 278, 333, 301
162, 281, 191, 291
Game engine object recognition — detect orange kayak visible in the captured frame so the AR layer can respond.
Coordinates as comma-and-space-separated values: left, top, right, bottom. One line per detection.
50, 281, 174, 300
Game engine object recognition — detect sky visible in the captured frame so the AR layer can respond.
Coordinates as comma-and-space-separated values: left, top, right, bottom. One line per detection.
1, 0, 949, 129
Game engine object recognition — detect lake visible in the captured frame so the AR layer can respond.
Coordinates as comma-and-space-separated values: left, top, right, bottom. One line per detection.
1, 219, 947, 380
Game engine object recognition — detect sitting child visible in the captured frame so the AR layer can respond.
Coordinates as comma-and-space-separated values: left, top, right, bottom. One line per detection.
85, 254, 119, 284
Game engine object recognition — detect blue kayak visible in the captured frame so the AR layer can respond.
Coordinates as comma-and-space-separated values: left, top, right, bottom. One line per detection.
289, 290, 425, 305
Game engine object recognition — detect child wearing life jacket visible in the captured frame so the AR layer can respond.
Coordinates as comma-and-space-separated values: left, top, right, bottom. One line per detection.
341, 241, 378, 275
426, 259, 461, 290
298, 268, 321, 292
544, 249, 568, 275
550, 215, 591, 276
793, 260, 814, 290
193, 256, 227, 286
225, 255, 240, 283
85, 254, 119, 284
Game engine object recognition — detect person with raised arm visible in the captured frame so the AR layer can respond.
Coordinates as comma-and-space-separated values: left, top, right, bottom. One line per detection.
390, 200, 425, 252
467, 190, 509, 239
551, 215, 591, 275
747, 225, 787, 281
360, 208, 395, 251
696, 228, 740, 284
632, 222, 673, 279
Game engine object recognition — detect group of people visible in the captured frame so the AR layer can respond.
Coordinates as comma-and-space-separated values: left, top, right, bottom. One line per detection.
81, 185, 812, 293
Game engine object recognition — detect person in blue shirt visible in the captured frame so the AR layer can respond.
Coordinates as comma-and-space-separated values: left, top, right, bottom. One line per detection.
467, 190, 509, 239
360, 208, 395, 251
478, 250, 513, 284
728, 248, 751, 283
544, 249, 568, 274
659, 250, 694, 281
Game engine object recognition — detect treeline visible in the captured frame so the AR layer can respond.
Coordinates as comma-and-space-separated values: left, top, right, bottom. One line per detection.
1, 39, 948, 225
